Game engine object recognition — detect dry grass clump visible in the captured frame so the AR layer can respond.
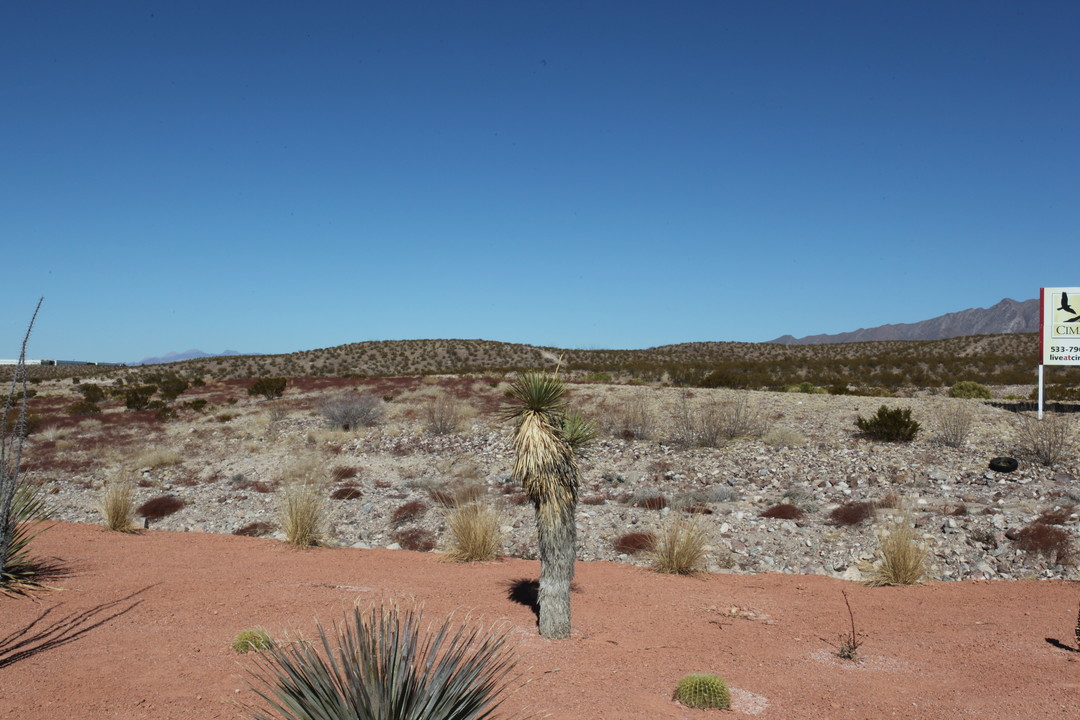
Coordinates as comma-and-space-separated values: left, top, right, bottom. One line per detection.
932, 402, 976, 448
99, 472, 137, 532
613, 531, 656, 554
762, 426, 806, 448
1012, 412, 1076, 467
865, 511, 928, 587
134, 448, 181, 469
650, 516, 708, 575
231, 627, 273, 654
829, 501, 875, 526
280, 480, 328, 547
444, 503, 502, 562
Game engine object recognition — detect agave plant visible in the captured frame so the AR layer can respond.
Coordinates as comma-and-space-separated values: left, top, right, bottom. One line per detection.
505, 371, 590, 639
246, 604, 518, 720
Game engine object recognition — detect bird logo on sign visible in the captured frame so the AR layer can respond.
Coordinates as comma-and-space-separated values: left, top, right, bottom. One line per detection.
1057, 292, 1080, 323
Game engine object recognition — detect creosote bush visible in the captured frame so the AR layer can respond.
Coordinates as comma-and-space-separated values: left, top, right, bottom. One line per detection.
245, 603, 517, 720
650, 516, 708, 575
932, 402, 975, 448
248, 377, 287, 400
948, 381, 992, 399
1012, 412, 1075, 467
445, 503, 502, 562
855, 405, 920, 442
317, 392, 383, 430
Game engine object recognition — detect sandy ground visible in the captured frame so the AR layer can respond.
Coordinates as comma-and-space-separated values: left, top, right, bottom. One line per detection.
3, 522, 1080, 720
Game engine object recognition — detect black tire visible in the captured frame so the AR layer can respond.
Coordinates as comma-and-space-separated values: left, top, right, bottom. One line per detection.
989, 457, 1018, 473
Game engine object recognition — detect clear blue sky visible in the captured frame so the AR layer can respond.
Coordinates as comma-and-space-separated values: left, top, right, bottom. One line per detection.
3, 1, 1077, 362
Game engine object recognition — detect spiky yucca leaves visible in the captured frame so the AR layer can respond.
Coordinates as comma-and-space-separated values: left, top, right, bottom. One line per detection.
506, 372, 581, 639
246, 604, 518, 720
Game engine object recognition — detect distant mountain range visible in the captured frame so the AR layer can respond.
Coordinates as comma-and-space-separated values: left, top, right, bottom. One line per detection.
770, 297, 1038, 345
137, 349, 246, 365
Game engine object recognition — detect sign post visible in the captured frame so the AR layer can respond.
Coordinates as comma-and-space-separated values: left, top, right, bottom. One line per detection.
1039, 287, 1080, 418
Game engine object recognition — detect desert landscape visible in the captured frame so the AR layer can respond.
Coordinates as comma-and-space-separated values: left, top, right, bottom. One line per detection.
3, 336, 1080, 717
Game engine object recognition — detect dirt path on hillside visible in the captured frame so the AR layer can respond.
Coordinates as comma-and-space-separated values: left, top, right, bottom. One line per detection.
2, 523, 1080, 719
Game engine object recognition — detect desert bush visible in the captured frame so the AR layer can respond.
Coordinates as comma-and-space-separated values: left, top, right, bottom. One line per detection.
1012, 412, 1075, 467
318, 392, 383, 430
948, 381, 992, 399
391, 500, 428, 527
76, 383, 106, 403
829, 501, 875, 526
1011, 522, 1073, 563
866, 511, 928, 586
280, 480, 327, 547
855, 405, 920, 442
124, 385, 156, 410
425, 397, 464, 435
158, 376, 189, 401
233, 521, 276, 537
135, 448, 181, 469
67, 399, 102, 415
760, 503, 804, 520
330, 486, 363, 500
762, 426, 806, 447
671, 397, 724, 447
608, 396, 653, 440
248, 377, 287, 400
445, 503, 502, 562
716, 394, 767, 439
137, 494, 185, 528
673, 673, 730, 710
99, 473, 137, 532
245, 604, 517, 720
650, 516, 708, 575
232, 628, 273, 654
392, 527, 437, 552
613, 531, 655, 554
932, 403, 975, 448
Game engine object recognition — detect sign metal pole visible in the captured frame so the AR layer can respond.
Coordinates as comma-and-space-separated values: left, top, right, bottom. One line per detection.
1038, 364, 1044, 420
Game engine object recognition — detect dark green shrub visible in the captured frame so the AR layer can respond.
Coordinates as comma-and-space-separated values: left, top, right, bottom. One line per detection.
855, 405, 920, 442
77, 383, 105, 403
124, 385, 156, 410
158, 376, 189, 401
948, 381, 991, 399
246, 604, 517, 720
183, 399, 208, 412
67, 400, 102, 415
248, 377, 287, 400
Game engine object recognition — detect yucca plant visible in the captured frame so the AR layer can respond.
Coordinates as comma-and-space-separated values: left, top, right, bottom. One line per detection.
505, 371, 586, 639
246, 604, 518, 720
1, 298, 49, 588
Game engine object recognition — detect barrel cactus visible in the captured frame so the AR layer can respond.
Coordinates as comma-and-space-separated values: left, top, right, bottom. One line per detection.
674, 673, 730, 709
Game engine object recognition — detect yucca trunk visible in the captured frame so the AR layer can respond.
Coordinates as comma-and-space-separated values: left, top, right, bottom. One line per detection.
509, 378, 580, 640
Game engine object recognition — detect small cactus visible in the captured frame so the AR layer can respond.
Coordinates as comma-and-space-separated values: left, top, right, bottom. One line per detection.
674, 673, 730, 709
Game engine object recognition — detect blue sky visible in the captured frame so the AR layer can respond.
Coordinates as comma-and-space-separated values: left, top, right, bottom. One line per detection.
2, 1, 1077, 362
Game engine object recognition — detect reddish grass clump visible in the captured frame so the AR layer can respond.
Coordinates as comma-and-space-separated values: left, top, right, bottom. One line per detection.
760, 503, 805, 520
391, 500, 428, 527
1011, 523, 1073, 562
613, 532, 656, 554
580, 495, 607, 506
828, 501, 875, 526
682, 506, 714, 515
1036, 505, 1075, 526
330, 486, 363, 500
233, 521, 275, 537
331, 466, 360, 482
137, 495, 185, 524
392, 528, 436, 552
236, 479, 279, 493
636, 494, 667, 510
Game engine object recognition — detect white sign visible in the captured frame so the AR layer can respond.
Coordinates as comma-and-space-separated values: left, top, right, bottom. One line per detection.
1041, 287, 1080, 365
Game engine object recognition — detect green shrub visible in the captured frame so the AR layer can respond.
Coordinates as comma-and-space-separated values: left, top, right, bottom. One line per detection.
674, 673, 730, 709
67, 400, 102, 415
124, 385, 156, 410
245, 604, 517, 720
583, 371, 612, 383
158, 376, 190, 401
248, 377, 287, 400
855, 405, 920, 442
76, 383, 105, 403
232, 628, 273, 654
948, 381, 992, 399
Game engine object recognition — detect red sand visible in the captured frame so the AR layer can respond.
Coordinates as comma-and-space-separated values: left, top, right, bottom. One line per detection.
3, 522, 1080, 719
